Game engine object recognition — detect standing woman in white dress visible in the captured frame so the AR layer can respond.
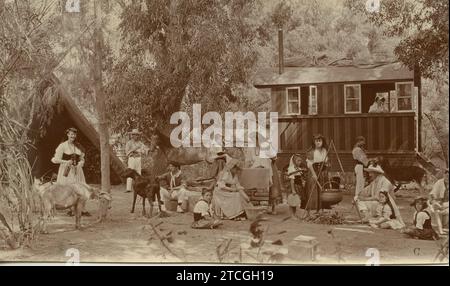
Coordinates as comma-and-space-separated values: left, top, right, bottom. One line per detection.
51, 127, 90, 216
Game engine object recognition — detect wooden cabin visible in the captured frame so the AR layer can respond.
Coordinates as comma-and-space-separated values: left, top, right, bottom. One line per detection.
254, 62, 421, 172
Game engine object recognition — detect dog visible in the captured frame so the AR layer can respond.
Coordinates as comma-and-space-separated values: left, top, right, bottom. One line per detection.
33, 178, 100, 233
375, 157, 425, 192
121, 168, 164, 217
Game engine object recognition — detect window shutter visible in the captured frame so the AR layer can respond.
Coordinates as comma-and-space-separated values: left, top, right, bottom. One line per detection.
389, 90, 397, 112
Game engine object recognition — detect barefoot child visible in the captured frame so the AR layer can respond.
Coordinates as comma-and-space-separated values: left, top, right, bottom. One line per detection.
287, 154, 306, 218
191, 189, 222, 229
369, 191, 404, 229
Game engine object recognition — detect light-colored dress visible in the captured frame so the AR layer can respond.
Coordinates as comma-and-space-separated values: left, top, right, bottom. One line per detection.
372, 203, 405, 229
212, 170, 250, 219
51, 141, 86, 184
357, 175, 393, 216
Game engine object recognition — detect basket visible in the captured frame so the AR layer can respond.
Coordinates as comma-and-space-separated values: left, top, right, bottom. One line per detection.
244, 206, 267, 220
164, 200, 178, 212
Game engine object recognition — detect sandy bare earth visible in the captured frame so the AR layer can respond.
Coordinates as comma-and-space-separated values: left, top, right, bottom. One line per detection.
0, 185, 448, 265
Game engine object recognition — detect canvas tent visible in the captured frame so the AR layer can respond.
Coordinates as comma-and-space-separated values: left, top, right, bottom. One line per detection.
27, 76, 125, 184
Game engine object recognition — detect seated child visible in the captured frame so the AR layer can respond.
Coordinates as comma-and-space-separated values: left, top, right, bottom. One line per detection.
402, 197, 439, 240
191, 189, 222, 229
369, 191, 404, 229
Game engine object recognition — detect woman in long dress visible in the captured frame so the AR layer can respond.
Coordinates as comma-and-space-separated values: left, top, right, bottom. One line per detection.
212, 159, 251, 220
51, 127, 90, 216
302, 134, 329, 212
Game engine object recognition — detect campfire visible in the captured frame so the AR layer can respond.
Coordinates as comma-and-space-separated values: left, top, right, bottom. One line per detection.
304, 211, 345, 225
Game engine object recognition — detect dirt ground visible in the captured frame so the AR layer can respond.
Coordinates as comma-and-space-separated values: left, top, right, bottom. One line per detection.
0, 184, 448, 265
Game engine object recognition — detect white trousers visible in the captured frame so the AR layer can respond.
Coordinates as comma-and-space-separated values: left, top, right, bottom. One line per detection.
354, 164, 365, 196
160, 186, 189, 204
126, 156, 142, 191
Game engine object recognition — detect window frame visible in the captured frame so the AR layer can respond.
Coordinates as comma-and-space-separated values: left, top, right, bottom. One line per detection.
286, 87, 301, 115
344, 84, 362, 114
395, 82, 414, 112
309, 85, 318, 115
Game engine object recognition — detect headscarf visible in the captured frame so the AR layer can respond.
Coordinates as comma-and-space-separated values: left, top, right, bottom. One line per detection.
287, 154, 303, 179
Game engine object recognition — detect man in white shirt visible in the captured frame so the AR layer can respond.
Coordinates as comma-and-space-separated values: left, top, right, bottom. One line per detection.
125, 129, 148, 193
429, 169, 449, 234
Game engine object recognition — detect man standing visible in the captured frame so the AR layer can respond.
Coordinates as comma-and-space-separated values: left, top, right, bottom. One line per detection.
352, 136, 370, 202
125, 129, 147, 193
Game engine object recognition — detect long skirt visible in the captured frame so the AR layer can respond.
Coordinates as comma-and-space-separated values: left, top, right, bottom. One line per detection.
302, 163, 328, 211
212, 189, 250, 219
56, 163, 86, 185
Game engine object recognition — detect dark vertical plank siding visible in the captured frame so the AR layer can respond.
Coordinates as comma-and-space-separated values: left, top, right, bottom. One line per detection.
389, 117, 397, 150
328, 85, 334, 115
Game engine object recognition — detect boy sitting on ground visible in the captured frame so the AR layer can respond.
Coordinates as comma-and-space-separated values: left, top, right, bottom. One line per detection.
191, 189, 222, 229
402, 197, 439, 240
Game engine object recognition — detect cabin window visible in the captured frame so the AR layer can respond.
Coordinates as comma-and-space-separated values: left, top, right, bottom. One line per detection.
396, 82, 414, 112
308, 86, 318, 115
344, 84, 361, 114
286, 87, 301, 114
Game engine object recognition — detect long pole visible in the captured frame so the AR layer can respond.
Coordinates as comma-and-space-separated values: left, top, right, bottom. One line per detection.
93, 0, 111, 221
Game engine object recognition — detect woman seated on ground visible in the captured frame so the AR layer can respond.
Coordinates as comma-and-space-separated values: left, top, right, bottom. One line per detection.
191, 189, 222, 229
369, 191, 405, 230
212, 158, 250, 221
402, 197, 439, 240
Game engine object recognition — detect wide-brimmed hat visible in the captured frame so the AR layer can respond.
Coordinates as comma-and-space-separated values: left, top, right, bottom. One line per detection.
128, 129, 141, 135
410, 196, 428, 207
365, 164, 384, 174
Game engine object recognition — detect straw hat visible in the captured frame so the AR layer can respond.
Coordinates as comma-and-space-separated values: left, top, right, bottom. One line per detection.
128, 129, 141, 135
365, 164, 384, 174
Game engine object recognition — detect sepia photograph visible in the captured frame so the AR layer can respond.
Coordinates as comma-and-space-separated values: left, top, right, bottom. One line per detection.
0, 0, 448, 268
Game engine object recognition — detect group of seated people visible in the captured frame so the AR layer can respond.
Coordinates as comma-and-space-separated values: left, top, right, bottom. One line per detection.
356, 164, 448, 240
155, 158, 251, 229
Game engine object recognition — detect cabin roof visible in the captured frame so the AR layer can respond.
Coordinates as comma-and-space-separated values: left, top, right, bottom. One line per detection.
254, 62, 414, 88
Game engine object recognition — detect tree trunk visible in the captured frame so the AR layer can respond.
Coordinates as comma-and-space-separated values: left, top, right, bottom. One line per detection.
93, 0, 110, 221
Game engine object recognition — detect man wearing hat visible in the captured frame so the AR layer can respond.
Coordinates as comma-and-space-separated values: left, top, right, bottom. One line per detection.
369, 94, 388, 113
356, 164, 393, 223
352, 136, 370, 202
125, 129, 148, 193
